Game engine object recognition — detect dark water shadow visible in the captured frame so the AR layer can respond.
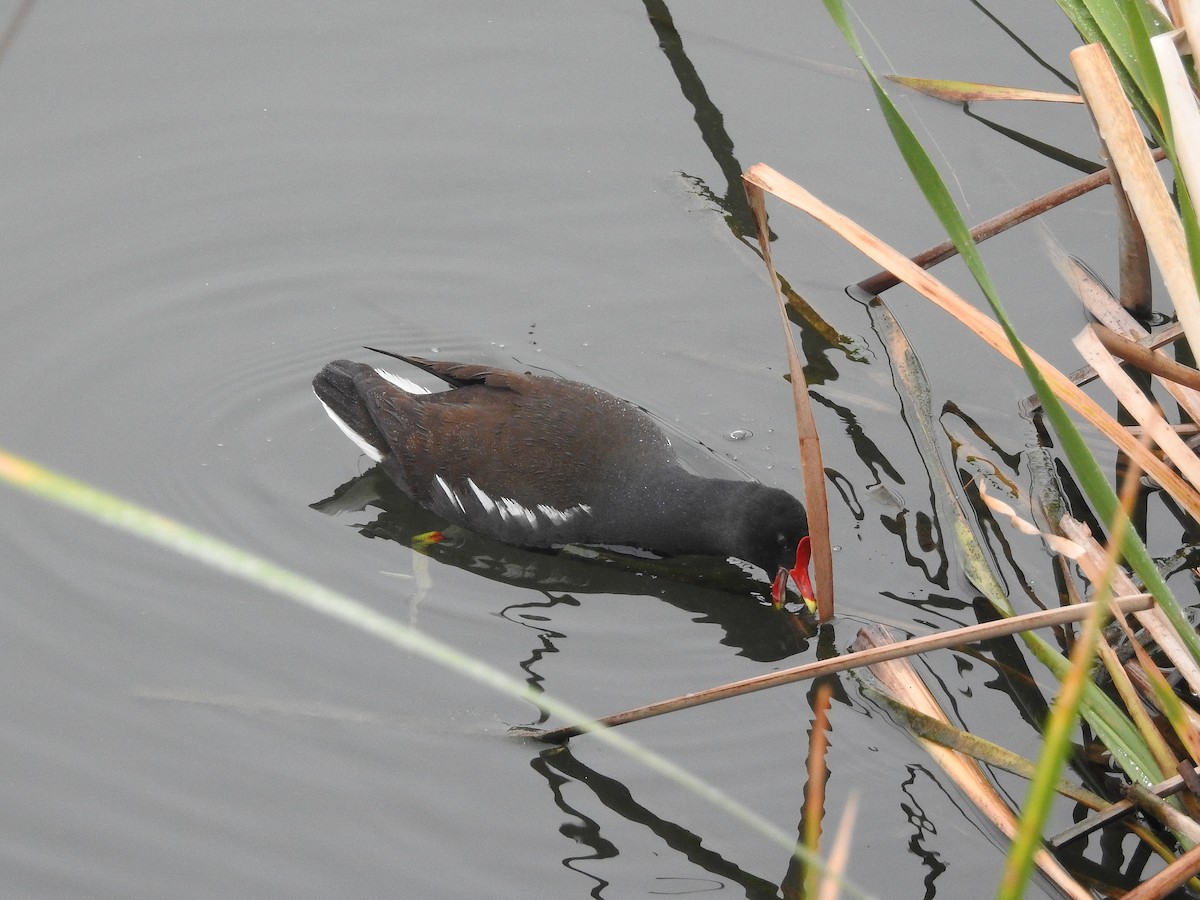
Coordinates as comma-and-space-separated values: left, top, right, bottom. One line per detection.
641, 0, 758, 239
533, 744, 786, 899
312, 467, 816, 663
967, 0, 1078, 90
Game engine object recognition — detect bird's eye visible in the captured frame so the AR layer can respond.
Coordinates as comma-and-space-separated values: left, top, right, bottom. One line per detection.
776, 531, 786, 545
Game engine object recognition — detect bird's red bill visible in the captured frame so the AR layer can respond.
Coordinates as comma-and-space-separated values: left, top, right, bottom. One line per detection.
771, 536, 814, 610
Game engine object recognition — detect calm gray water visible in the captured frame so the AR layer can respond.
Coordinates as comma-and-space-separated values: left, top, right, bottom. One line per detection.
0, 2, 1169, 897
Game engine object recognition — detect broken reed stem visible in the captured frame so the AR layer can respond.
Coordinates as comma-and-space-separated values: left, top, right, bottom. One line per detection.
856, 149, 1167, 296
527, 594, 1154, 744
1026, 321, 1186, 410
1050, 765, 1200, 847
1092, 324, 1200, 391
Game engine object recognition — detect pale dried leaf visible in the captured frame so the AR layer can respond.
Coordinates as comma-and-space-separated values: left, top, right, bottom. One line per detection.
886, 75, 1082, 103
1072, 45, 1200, 357
1051, 251, 1139, 334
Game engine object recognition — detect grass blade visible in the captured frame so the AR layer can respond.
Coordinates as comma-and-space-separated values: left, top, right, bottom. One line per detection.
0, 447, 854, 886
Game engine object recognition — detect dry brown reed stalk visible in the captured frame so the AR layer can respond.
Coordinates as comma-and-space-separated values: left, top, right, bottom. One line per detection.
1128, 783, 1200, 844
1048, 256, 1200, 427
744, 179, 835, 620
855, 148, 1167, 296
1105, 151, 1153, 317
1030, 322, 1186, 409
1050, 765, 1200, 847
1074, 326, 1200, 487
854, 623, 1091, 898
526, 595, 1154, 743
740, 163, 1200, 521
1075, 123, 1153, 317
1125, 424, 1200, 435
1094, 325, 1200, 391
804, 683, 832, 849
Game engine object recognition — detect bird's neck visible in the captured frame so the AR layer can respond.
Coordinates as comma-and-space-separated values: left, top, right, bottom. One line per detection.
612, 473, 761, 559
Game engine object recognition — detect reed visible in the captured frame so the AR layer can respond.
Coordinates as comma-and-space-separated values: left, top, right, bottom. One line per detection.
735, 0, 1200, 893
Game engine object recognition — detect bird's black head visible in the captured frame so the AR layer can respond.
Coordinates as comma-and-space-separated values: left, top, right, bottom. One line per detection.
728, 486, 812, 605
737, 487, 808, 567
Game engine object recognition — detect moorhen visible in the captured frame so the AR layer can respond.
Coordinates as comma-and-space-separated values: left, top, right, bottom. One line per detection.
313, 349, 813, 604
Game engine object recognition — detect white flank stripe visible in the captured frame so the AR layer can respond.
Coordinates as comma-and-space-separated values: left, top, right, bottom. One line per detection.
435, 475, 465, 513
460, 478, 591, 531
467, 479, 497, 514
500, 497, 538, 529
536, 502, 591, 525
375, 367, 431, 395
316, 394, 383, 462
536, 503, 568, 525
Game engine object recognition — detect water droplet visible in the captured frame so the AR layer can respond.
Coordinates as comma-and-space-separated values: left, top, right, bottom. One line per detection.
727, 429, 752, 441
